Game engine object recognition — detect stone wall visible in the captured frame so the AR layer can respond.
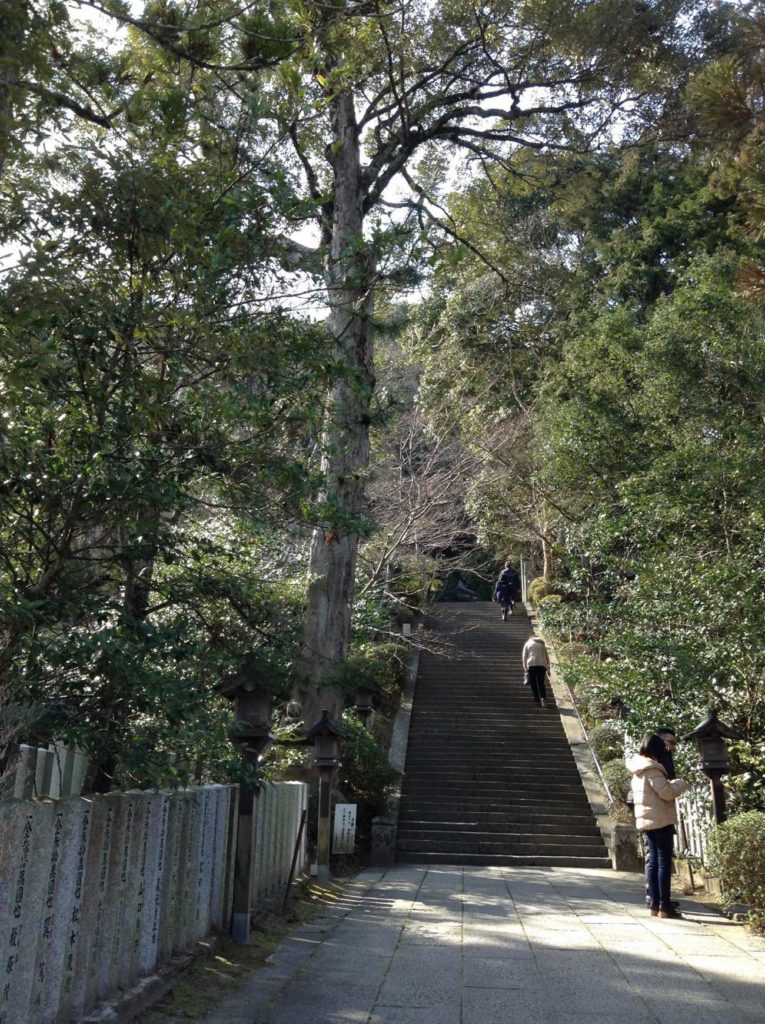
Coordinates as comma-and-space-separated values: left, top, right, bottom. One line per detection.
252, 782, 308, 910
0, 782, 308, 1024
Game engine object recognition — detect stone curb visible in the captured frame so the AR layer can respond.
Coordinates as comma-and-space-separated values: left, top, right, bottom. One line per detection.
370, 640, 421, 865
389, 643, 421, 776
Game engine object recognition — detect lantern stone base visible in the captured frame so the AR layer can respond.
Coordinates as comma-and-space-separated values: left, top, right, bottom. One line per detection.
610, 824, 643, 872
371, 817, 396, 867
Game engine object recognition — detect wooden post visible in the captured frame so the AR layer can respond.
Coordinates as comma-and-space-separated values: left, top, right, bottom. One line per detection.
231, 749, 260, 943
216, 655, 274, 944
709, 772, 728, 825
303, 710, 345, 887
316, 765, 333, 885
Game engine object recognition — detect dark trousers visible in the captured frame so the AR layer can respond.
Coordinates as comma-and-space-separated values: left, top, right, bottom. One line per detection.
644, 825, 675, 909
527, 666, 547, 703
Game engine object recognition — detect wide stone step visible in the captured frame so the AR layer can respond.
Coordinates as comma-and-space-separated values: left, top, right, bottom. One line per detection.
402, 779, 584, 791
396, 851, 613, 868
408, 725, 562, 732
398, 808, 597, 826
400, 801, 593, 816
401, 784, 591, 798
407, 734, 567, 740
406, 763, 575, 770
411, 713, 556, 720
403, 774, 583, 785
402, 781, 588, 796
397, 837, 606, 857
403, 757, 577, 770
403, 765, 577, 770
410, 713, 560, 720
405, 754, 579, 765
401, 794, 593, 811
397, 820, 601, 837
403, 745, 573, 753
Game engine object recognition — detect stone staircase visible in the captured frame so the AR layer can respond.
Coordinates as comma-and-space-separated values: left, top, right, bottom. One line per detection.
396, 601, 611, 868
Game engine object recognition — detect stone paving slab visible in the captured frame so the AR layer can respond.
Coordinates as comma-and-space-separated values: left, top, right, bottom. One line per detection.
192, 865, 765, 1024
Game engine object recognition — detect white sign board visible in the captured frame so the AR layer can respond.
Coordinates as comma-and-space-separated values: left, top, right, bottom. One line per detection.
332, 804, 357, 854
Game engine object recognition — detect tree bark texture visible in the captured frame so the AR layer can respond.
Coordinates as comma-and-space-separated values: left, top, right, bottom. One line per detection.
543, 525, 554, 581
299, 88, 375, 723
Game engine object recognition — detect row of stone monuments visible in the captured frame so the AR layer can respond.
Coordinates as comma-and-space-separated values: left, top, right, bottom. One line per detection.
3, 742, 88, 801
0, 780, 308, 1024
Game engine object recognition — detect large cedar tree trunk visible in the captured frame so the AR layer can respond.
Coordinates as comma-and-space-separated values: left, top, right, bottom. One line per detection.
298, 89, 374, 724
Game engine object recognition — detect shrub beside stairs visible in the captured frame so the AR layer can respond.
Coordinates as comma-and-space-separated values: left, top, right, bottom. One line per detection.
395, 601, 611, 867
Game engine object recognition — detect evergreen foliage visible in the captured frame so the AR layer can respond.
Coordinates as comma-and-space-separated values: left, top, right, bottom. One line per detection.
588, 722, 625, 765
601, 758, 633, 804
708, 811, 765, 930
4, 1, 764, 838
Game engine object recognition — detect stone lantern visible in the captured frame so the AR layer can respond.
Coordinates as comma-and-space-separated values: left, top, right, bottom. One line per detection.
217, 653, 276, 943
682, 708, 742, 824
353, 683, 374, 727
303, 710, 347, 884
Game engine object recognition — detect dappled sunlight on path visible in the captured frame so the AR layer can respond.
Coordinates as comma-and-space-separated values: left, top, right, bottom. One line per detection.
193, 866, 765, 1024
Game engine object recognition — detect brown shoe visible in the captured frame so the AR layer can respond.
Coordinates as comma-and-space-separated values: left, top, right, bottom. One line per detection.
658, 908, 683, 920
649, 907, 659, 917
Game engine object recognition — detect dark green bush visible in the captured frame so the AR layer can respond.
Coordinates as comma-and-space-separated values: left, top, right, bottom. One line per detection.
575, 680, 619, 728
528, 576, 553, 605
556, 642, 591, 662
588, 721, 625, 763
361, 642, 409, 718
707, 811, 765, 930
319, 642, 408, 717
601, 757, 632, 802
338, 712, 400, 848
610, 801, 635, 825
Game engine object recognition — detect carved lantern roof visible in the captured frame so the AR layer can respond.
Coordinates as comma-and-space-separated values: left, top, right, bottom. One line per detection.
682, 708, 742, 743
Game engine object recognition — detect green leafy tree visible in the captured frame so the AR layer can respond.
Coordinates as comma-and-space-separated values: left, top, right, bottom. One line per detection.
1, 41, 330, 786
157, 0, 694, 720
537, 250, 765, 808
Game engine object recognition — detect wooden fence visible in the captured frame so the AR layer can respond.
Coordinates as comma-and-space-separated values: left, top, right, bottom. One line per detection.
676, 783, 714, 865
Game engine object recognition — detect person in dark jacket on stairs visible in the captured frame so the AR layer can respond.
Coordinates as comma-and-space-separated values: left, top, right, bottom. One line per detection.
522, 635, 550, 707
493, 562, 518, 620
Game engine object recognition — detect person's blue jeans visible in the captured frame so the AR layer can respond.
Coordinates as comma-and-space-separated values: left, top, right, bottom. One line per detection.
644, 825, 675, 909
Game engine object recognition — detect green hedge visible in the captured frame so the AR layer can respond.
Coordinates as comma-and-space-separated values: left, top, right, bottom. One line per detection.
601, 758, 632, 803
528, 576, 553, 605
575, 681, 620, 728
588, 721, 625, 763
708, 811, 765, 930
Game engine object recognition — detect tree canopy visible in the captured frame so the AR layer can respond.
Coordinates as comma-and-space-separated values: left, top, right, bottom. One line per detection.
3, 0, 763, 810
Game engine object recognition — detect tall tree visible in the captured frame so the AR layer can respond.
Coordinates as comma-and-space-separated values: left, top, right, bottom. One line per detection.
5, 0, 706, 727
257, 0, 697, 719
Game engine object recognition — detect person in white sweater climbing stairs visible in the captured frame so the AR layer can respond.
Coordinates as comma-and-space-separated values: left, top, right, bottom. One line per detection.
522, 635, 550, 708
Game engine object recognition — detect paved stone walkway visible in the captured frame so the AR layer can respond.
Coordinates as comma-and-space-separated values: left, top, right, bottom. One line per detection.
203, 866, 765, 1024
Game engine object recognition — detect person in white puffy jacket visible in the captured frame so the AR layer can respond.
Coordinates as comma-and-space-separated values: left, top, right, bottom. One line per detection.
627, 732, 689, 919
522, 635, 550, 708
